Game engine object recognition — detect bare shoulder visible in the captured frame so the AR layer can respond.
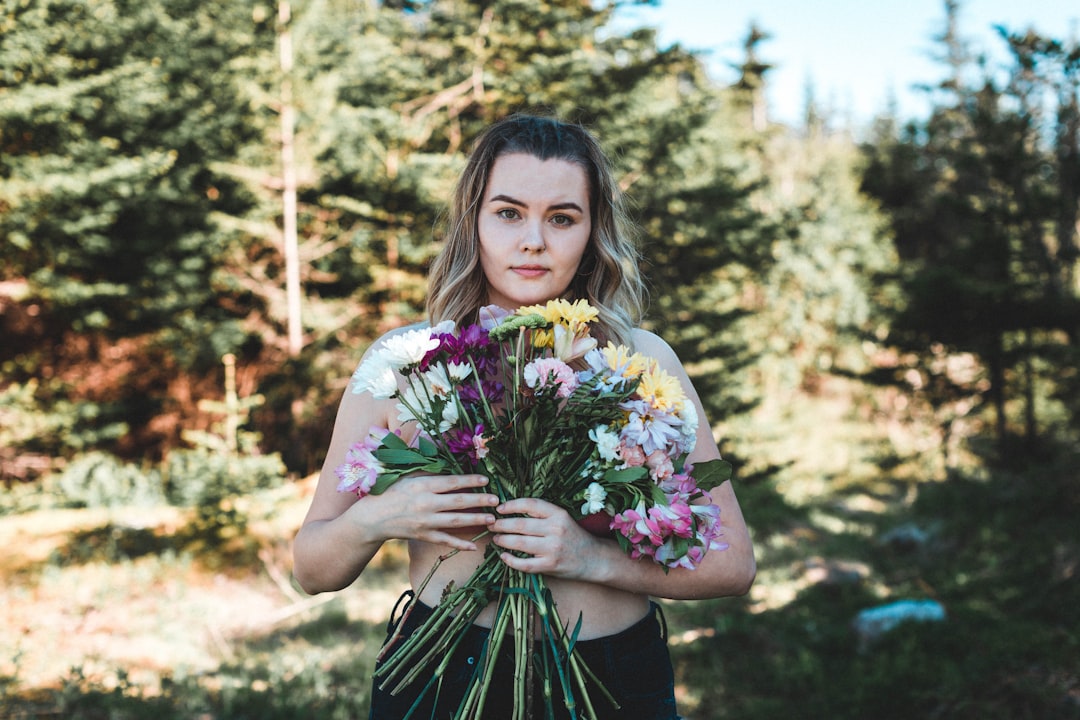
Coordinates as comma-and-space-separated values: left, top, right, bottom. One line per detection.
355, 321, 434, 362
630, 328, 681, 364
371, 320, 433, 344
630, 328, 701, 387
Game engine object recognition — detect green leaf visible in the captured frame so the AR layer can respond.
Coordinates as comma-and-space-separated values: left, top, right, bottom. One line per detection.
603, 466, 648, 484
380, 432, 411, 451
690, 459, 733, 490
417, 434, 439, 457
369, 472, 407, 495
375, 448, 430, 465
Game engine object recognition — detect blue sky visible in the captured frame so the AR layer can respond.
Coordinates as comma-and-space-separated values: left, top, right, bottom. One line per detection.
616, 0, 1079, 128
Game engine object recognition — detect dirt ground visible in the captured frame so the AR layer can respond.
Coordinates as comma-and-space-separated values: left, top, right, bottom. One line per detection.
0, 481, 408, 693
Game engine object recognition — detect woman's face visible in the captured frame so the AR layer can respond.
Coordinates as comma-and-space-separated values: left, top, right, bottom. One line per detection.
477, 152, 591, 309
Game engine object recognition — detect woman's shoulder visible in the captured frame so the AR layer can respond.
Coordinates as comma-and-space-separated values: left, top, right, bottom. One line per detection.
629, 327, 676, 357
629, 327, 690, 375
361, 320, 439, 351
379, 320, 435, 339
347, 322, 433, 372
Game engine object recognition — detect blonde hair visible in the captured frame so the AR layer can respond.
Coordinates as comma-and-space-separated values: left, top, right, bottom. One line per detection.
426, 114, 646, 347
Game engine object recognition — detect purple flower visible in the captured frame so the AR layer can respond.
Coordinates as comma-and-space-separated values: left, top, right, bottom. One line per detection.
446, 423, 486, 468
619, 400, 685, 457
420, 324, 500, 376
458, 378, 505, 407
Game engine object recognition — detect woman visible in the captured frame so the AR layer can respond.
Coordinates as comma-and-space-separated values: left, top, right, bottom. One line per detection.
293, 114, 756, 719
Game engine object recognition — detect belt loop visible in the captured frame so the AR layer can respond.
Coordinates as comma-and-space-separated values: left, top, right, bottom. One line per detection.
653, 601, 669, 642
390, 589, 416, 626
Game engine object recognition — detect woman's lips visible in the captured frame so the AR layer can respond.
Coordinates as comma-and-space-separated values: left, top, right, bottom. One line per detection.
512, 265, 547, 278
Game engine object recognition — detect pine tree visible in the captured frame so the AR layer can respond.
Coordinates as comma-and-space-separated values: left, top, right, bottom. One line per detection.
0, 0, 274, 472
860, 2, 1080, 463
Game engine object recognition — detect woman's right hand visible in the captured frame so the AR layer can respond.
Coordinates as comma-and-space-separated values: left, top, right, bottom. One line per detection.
353, 473, 500, 551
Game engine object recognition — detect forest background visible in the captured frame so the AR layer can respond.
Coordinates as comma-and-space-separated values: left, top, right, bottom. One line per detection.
1, 0, 1078, 718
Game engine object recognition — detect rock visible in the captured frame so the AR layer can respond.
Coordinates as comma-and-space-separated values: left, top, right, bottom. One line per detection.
879, 523, 931, 552
852, 599, 946, 649
802, 557, 871, 586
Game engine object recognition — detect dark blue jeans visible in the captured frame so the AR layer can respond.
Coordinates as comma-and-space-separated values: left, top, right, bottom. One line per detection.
368, 591, 679, 720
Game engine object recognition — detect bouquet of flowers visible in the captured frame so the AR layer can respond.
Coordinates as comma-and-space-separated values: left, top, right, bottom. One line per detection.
338, 300, 730, 719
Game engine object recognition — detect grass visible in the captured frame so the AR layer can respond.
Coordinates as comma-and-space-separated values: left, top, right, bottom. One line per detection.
2, 382, 1079, 719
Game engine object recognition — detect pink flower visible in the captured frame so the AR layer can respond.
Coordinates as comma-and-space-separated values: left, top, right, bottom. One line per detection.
472, 431, 489, 460
619, 443, 646, 467
646, 450, 675, 481
693, 503, 728, 551
657, 543, 705, 570
651, 498, 694, 539
611, 502, 649, 545
335, 428, 390, 497
659, 471, 698, 496
523, 358, 579, 398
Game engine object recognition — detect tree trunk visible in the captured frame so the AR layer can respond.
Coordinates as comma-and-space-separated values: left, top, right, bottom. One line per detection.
279, 0, 302, 357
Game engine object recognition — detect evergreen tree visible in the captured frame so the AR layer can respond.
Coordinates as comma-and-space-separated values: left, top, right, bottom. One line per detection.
0, 0, 274, 471
860, 2, 1080, 463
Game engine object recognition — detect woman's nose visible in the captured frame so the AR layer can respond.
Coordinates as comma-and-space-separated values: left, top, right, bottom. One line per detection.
520, 221, 546, 251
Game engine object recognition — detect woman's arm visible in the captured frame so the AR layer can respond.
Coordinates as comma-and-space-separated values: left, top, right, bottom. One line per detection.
491, 329, 756, 599
292, 352, 500, 595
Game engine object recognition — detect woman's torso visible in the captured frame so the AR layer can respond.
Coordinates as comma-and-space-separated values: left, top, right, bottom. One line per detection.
407, 536, 651, 639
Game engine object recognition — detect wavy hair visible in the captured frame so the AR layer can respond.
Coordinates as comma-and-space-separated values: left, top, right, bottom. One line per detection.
425, 114, 646, 347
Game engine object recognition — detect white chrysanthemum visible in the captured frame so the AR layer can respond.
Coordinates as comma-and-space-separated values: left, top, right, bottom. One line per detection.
378, 327, 441, 370
439, 400, 459, 433
679, 400, 699, 456
447, 361, 473, 382
350, 356, 398, 399
589, 426, 621, 463
421, 362, 474, 398
422, 366, 454, 398
396, 385, 431, 425
580, 482, 607, 515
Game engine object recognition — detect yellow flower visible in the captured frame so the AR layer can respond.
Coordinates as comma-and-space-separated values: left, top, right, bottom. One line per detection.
520, 299, 598, 349
637, 364, 687, 413
600, 343, 651, 380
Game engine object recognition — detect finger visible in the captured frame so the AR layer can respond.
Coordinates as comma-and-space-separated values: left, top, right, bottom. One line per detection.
435, 511, 497, 530
495, 498, 549, 517
439, 491, 501, 511
427, 532, 482, 552
490, 516, 544, 536
498, 551, 546, 573
419, 473, 490, 492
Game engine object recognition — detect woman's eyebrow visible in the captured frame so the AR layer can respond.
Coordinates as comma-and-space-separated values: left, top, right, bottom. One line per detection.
487, 194, 584, 213
488, 193, 525, 207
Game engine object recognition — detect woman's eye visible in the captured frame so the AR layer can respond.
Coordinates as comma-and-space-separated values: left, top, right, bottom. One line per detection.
496, 208, 520, 220
551, 214, 573, 226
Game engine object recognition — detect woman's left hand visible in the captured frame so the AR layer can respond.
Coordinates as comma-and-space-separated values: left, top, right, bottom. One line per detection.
490, 497, 601, 580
